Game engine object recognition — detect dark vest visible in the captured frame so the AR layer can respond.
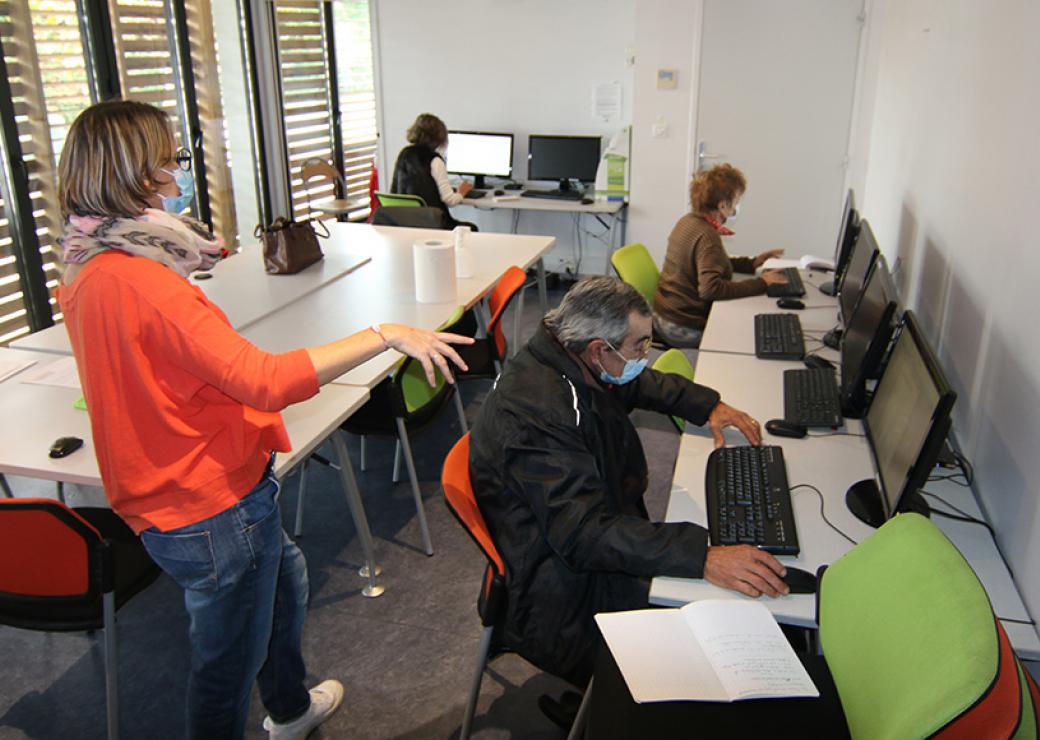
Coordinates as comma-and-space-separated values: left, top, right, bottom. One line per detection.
391, 145, 454, 224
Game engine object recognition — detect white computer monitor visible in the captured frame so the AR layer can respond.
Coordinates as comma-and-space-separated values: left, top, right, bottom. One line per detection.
445, 131, 514, 188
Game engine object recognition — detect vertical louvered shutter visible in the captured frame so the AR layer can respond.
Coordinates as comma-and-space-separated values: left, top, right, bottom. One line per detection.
332, 0, 376, 218
0, 0, 93, 344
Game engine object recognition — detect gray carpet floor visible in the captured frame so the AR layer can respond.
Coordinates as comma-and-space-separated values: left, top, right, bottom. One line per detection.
0, 280, 692, 739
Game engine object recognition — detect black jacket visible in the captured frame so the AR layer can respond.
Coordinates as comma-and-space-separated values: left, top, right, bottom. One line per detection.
390, 144, 456, 227
469, 323, 720, 682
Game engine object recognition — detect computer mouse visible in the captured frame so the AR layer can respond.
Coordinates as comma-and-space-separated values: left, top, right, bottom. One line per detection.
782, 567, 818, 594
776, 298, 805, 310
49, 436, 84, 459
494, 189, 505, 196
764, 419, 808, 439
580, 197, 594, 205
193, 272, 213, 281
804, 355, 835, 370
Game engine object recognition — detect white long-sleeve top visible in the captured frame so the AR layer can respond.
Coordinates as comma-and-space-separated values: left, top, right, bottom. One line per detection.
430, 156, 464, 206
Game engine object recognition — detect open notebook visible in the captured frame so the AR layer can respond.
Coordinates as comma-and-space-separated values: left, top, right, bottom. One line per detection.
595, 600, 819, 703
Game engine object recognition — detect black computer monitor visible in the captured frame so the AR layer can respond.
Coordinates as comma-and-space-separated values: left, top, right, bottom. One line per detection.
839, 254, 898, 418
838, 219, 880, 324
820, 190, 860, 297
445, 131, 514, 189
527, 135, 602, 191
846, 310, 957, 528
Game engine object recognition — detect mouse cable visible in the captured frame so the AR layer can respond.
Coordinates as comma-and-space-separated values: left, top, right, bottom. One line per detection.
807, 430, 865, 438
920, 491, 995, 538
789, 483, 858, 546
953, 450, 975, 485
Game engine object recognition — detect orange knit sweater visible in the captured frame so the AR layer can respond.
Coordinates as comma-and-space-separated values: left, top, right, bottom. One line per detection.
59, 252, 319, 534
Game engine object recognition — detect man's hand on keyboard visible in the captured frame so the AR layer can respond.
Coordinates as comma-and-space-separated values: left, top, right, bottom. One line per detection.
708, 401, 762, 448
704, 545, 789, 598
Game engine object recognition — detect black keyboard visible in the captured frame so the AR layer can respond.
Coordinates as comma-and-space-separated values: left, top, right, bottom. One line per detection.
466, 189, 487, 199
766, 268, 806, 297
784, 368, 842, 427
521, 189, 584, 201
754, 313, 804, 360
705, 445, 799, 555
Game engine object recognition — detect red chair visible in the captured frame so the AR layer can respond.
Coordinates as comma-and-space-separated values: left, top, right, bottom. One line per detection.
457, 265, 530, 379
0, 499, 161, 740
441, 434, 508, 740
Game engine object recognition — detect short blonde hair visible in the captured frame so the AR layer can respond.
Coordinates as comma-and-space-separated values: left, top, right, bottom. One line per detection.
58, 100, 176, 220
690, 163, 746, 215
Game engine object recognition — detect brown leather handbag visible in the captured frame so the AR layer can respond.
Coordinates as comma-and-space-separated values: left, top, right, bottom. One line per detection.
255, 217, 328, 274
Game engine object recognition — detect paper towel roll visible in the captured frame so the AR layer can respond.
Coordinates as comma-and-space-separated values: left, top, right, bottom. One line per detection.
413, 239, 456, 303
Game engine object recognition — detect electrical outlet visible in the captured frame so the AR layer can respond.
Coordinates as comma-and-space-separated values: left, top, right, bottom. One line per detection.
557, 258, 576, 273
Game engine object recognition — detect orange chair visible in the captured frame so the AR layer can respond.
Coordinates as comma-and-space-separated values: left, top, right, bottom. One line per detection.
0, 499, 161, 740
441, 434, 508, 740
457, 266, 530, 379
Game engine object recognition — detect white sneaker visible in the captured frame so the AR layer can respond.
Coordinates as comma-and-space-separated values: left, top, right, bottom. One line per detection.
263, 679, 344, 740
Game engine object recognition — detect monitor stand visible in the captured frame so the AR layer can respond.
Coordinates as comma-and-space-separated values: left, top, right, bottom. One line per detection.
471, 175, 488, 189
822, 326, 842, 350
818, 280, 837, 296
846, 479, 931, 529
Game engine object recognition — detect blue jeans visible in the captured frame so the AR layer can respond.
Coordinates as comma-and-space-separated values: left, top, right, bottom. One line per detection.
141, 465, 311, 739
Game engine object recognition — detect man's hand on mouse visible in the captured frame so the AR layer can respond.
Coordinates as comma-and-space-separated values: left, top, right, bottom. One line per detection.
704, 545, 789, 597
458, 181, 473, 197
708, 401, 762, 448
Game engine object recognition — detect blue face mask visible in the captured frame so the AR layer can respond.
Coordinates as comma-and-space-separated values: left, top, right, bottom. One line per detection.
599, 341, 649, 385
160, 167, 195, 214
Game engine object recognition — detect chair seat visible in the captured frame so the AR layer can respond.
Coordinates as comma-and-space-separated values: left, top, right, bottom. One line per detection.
0, 507, 160, 632
313, 198, 362, 215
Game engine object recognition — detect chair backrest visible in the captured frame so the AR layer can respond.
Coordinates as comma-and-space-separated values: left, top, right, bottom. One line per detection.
441, 434, 505, 578
395, 354, 450, 416
0, 499, 100, 600
611, 242, 660, 306
819, 513, 1036, 739
301, 158, 346, 191
486, 266, 529, 360
651, 349, 695, 432
370, 206, 447, 230
375, 191, 426, 208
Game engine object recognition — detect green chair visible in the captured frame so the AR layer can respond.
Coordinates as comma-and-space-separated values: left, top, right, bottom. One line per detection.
651, 349, 694, 432
374, 191, 426, 208
610, 242, 660, 306
818, 513, 1039, 739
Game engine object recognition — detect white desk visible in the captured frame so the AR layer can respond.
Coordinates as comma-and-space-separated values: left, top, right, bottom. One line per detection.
699, 269, 841, 357
648, 351, 1040, 658
461, 193, 627, 277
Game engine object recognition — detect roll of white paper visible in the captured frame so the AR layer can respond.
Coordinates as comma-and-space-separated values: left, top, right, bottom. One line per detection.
413, 239, 456, 303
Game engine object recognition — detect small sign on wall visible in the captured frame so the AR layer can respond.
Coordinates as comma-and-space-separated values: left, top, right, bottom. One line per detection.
657, 68, 678, 90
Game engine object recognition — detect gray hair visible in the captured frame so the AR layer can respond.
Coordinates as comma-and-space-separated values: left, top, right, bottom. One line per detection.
544, 277, 650, 353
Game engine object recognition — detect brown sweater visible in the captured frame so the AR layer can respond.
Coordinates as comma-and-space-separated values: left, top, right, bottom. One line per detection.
653, 213, 766, 329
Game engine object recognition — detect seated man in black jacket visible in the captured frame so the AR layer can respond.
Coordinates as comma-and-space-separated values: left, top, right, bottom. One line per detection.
469, 277, 789, 692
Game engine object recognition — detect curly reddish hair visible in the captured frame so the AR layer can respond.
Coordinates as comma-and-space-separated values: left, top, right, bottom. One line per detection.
690, 163, 746, 215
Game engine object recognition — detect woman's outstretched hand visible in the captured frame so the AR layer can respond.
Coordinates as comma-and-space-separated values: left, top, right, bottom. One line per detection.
381, 324, 474, 385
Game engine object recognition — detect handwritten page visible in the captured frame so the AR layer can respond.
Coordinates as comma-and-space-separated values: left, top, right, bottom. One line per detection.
595, 609, 728, 703
684, 601, 819, 700
19, 356, 82, 390
0, 357, 36, 384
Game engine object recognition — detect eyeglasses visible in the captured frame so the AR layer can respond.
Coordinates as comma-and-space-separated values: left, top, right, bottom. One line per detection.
174, 147, 192, 171
605, 336, 652, 360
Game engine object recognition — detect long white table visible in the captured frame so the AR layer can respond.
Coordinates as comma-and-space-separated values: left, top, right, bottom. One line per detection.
698, 269, 841, 356
649, 350, 1040, 658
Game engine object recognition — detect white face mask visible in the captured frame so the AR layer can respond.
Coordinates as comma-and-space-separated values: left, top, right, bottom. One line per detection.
727, 202, 740, 222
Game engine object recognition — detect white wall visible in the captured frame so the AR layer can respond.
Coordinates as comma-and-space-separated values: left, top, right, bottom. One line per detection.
375, 0, 636, 274
628, 1, 703, 265
851, 0, 1040, 619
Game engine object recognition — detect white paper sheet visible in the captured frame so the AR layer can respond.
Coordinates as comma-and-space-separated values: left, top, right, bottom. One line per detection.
19, 356, 82, 390
0, 357, 37, 384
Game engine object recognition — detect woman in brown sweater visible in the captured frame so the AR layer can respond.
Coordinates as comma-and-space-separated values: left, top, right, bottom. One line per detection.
653, 164, 787, 347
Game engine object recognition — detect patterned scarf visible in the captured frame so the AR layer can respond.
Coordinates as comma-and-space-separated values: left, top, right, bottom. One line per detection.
59, 209, 224, 283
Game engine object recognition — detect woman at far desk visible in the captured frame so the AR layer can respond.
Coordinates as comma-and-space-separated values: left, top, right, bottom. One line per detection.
653, 163, 787, 348
391, 112, 476, 230
57, 100, 472, 739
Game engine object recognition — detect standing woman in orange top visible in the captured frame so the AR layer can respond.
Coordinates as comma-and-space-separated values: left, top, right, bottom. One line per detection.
653, 163, 788, 348
56, 100, 472, 740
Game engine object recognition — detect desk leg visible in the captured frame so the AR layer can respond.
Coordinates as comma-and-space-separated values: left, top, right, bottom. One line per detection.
0, 474, 12, 498
537, 257, 548, 314
330, 431, 385, 597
